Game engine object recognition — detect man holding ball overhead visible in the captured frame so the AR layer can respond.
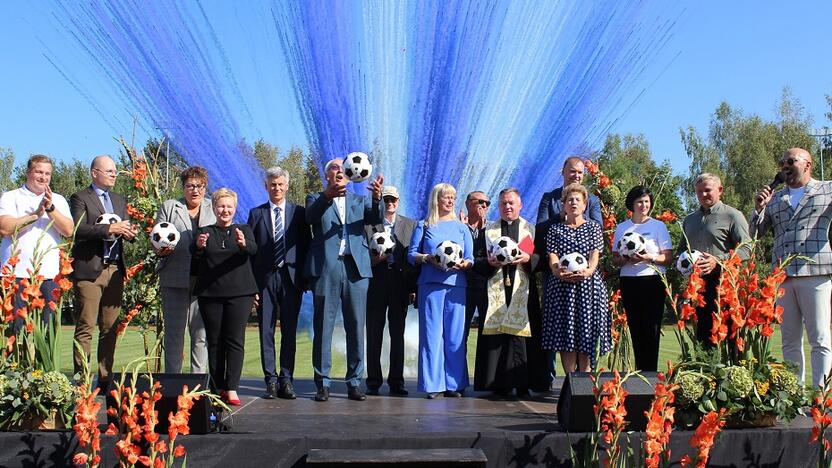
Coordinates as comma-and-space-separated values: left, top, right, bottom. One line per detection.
305, 156, 384, 402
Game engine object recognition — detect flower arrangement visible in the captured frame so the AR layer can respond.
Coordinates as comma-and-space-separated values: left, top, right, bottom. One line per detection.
661, 242, 807, 428
0, 234, 77, 429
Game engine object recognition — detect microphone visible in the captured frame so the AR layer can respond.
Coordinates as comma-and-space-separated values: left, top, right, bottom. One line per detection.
768, 171, 785, 191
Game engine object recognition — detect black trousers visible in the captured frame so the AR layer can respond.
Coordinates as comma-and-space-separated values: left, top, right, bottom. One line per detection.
198, 295, 254, 391
464, 287, 487, 346
619, 275, 666, 372
366, 265, 409, 389
695, 269, 722, 348
257, 267, 302, 386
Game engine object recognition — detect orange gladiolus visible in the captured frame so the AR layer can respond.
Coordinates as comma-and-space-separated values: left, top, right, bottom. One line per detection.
686, 409, 726, 468
598, 175, 611, 189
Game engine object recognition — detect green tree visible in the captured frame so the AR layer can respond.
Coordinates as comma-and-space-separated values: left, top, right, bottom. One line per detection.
680, 89, 814, 216
0, 147, 16, 192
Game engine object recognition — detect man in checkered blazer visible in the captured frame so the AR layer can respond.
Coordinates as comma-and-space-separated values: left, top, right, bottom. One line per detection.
751, 147, 832, 387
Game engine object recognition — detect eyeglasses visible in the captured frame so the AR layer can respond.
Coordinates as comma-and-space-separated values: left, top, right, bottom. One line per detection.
779, 157, 805, 166
93, 168, 118, 176
469, 199, 490, 207
184, 183, 206, 191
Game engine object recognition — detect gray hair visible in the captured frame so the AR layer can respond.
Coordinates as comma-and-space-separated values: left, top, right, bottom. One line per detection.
694, 173, 722, 186
324, 158, 343, 173
265, 166, 289, 183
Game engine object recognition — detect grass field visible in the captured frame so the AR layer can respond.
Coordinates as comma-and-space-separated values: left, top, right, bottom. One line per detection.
58, 324, 812, 382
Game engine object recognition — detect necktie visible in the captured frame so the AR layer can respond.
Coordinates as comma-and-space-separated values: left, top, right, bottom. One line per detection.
101, 191, 114, 213
273, 206, 285, 268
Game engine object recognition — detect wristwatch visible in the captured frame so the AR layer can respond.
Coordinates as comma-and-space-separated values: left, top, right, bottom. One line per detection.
44, 204, 56, 213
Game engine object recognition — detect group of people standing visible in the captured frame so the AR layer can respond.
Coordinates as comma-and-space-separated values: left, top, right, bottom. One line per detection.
1, 145, 830, 404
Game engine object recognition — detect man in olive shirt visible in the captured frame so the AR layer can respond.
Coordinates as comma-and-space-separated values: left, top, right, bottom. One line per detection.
677, 173, 751, 345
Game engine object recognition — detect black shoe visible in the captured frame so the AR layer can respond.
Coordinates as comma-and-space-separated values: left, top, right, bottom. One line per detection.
97, 379, 110, 394
277, 382, 297, 400
348, 387, 367, 401
426, 392, 442, 399
444, 390, 462, 398
263, 381, 277, 399
315, 387, 330, 402
389, 385, 409, 396
366, 386, 380, 396
516, 388, 530, 398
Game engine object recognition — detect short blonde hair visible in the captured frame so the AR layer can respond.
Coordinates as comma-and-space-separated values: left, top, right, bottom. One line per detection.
561, 183, 587, 203
425, 183, 458, 226
694, 173, 722, 187
211, 188, 237, 206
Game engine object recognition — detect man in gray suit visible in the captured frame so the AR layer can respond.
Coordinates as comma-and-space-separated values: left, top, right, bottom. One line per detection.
305, 158, 383, 402
154, 166, 214, 374
364, 185, 417, 396
753, 147, 832, 387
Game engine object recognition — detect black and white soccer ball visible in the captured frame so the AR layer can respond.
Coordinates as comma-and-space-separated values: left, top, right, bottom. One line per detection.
560, 252, 588, 273
95, 213, 122, 240
369, 231, 395, 257
150, 222, 180, 250
488, 236, 520, 266
343, 151, 373, 182
676, 250, 703, 276
617, 231, 647, 257
433, 240, 463, 270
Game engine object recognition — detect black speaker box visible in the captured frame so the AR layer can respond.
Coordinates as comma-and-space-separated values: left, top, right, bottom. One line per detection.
557, 371, 657, 432
106, 373, 215, 434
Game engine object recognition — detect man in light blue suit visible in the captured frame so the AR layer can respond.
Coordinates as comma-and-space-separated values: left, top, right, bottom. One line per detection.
304, 158, 384, 402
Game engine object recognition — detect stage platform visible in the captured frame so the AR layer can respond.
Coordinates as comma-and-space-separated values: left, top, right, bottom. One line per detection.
0, 378, 820, 467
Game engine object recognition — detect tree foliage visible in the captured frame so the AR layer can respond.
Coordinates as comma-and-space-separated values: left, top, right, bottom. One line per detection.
680, 89, 814, 216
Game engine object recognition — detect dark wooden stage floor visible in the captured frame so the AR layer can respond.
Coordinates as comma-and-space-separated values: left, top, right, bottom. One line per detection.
0, 377, 821, 467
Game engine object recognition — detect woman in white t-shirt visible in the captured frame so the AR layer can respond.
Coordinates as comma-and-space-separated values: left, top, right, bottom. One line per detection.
611, 186, 673, 371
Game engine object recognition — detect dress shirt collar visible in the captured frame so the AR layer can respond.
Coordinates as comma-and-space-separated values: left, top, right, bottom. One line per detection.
268, 199, 286, 213
699, 200, 724, 215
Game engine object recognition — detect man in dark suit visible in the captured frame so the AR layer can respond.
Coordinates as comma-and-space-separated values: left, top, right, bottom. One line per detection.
364, 185, 417, 396
247, 166, 311, 400
531, 156, 602, 392
71, 155, 138, 389
304, 158, 383, 402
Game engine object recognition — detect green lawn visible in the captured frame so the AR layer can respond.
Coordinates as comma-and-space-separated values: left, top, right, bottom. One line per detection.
57, 324, 811, 381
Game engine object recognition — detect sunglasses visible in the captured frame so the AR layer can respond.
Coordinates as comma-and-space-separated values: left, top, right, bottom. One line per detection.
383, 196, 398, 203
779, 157, 805, 166
469, 199, 490, 207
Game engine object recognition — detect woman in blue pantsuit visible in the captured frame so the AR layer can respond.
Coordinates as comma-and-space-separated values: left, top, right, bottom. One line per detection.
408, 183, 474, 399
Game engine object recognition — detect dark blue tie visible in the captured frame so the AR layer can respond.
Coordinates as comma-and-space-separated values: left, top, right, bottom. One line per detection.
273, 207, 285, 268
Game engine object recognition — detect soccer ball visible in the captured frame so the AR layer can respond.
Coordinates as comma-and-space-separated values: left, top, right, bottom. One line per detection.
488, 236, 520, 266
369, 231, 395, 257
96, 213, 122, 240
560, 252, 588, 272
150, 222, 180, 250
433, 240, 463, 270
676, 250, 703, 276
343, 152, 373, 182
617, 231, 647, 257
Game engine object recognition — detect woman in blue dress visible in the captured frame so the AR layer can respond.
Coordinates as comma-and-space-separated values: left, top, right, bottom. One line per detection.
543, 183, 610, 373
408, 183, 474, 399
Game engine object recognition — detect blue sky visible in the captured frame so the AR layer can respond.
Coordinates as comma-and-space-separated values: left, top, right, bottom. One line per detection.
0, 1, 830, 175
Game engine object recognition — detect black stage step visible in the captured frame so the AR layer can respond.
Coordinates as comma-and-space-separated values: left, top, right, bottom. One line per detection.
306, 448, 487, 467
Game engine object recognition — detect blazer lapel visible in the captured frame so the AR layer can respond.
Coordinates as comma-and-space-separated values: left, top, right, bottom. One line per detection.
791, 180, 816, 221
174, 200, 190, 228
86, 187, 105, 219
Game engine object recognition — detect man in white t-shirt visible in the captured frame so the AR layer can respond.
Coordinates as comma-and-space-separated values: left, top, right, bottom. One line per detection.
0, 154, 74, 323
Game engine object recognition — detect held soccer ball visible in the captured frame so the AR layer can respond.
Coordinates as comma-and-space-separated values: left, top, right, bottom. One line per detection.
560, 252, 588, 273
676, 250, 703, 276
343, 151, 373, 182
617, 231, 647, 257
369, 231, 395, 257
150, 222, 180, 250
96, 213, 122, 240
433, 240, 463, 270
488, 236, 520, 266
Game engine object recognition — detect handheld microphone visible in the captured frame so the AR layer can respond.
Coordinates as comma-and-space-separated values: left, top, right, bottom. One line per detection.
769, 171, 785, 191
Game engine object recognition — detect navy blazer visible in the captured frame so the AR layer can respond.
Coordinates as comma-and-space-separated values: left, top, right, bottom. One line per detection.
247, 201, 310, 290
70, 186, 128, 281
304, 192, 383, 279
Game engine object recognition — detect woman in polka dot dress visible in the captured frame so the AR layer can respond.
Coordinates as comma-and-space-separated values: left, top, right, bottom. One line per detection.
542, 183, 610, 372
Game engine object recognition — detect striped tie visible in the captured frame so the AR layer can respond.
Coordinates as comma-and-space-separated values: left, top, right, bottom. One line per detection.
274, 206, 285, 268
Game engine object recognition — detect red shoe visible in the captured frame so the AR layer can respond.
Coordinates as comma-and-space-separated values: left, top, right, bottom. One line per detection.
225, 391, 241, 406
